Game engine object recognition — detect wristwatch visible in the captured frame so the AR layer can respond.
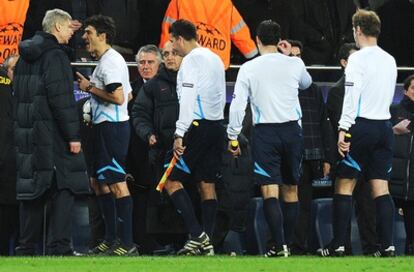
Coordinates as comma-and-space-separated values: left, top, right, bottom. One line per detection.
85, 84, 93, 92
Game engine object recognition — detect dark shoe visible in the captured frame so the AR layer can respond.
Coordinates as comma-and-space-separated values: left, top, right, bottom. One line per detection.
60, 250, 84, 256
317, 245, 345, 257
153, 244, 176, 256
289, 245, 308, 256
201, 240, 215, 256
15, 246, 36, 256
109, 242, 139, 256
406, 244, 414, 256
177, 232, 211, 256
264, 245, 289, 257
89, 240, 113, 255
373, 246, 395, 257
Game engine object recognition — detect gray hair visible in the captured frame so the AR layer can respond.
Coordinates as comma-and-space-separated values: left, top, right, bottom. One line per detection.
136, 44, 162, 63
42, 9, 72, 33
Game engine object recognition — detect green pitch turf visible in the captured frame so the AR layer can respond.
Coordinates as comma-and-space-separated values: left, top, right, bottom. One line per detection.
1, 257, 413, 272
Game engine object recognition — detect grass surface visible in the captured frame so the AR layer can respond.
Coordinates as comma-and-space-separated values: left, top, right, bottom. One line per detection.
1, 256, 413, 272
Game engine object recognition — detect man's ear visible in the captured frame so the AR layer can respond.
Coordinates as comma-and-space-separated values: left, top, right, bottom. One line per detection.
340, 59, 348, 68
55, 22, 62, 32
355, 26, 362, 36
99, 32, 107, 42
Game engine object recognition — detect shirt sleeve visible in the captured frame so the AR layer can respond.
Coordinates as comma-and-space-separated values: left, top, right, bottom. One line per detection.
298, 59, 312, 90
338, 56, 363, 131
227, 66, 250, 140
175, 58, 198, 137
102, 60, 123, 87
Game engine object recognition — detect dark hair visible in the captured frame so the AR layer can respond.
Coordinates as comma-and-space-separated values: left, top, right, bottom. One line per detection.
256, 20, 281, 46
404, 75, 414, 91
352, 9, 381, 38
84, 15, 116, 45
169, 19, 197, 41
337, 42, 358, 61
288, 40, 303, 51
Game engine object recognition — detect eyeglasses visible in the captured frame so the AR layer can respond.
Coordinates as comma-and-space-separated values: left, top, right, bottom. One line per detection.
162, 51, 177, 58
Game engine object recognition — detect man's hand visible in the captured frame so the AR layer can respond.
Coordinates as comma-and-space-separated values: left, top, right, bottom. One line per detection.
148, 134, 157, 146
173, 137, 185, 159
76, 72, 91, 92
337, 130, 350, 157
71, 20, 82, 31
393, 119, 411, 135
323, 162, 331, 177
277, 40, 292, 56
69, 141, 81, 154
228, 141, 241, 157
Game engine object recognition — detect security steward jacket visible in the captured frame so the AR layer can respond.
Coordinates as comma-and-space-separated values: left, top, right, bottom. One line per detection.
159, 0, 258, 69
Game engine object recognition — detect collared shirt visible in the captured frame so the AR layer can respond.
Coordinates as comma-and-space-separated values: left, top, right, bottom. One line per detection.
227, 52, 312, 140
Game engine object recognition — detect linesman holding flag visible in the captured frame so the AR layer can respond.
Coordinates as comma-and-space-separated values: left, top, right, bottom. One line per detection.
162, 19, 226, 256
318, 10, 398, 257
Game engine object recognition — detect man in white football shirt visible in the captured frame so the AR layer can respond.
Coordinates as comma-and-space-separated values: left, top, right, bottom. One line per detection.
227, 20, 312, 257
77, 15, 136, 256
319, 9, 398, 257
163, 19, 226, 256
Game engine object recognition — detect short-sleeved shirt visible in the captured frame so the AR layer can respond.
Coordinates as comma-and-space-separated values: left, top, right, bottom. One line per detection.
90, 48, 132, 124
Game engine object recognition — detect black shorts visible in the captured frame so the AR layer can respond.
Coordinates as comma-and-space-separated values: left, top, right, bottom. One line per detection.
92, 121, 130, 184
252, 121, 303, 186
168, 120, 225, 183
336, 118, 393, 181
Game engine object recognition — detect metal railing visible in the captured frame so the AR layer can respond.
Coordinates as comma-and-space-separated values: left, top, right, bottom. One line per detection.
71, 61, 414, 71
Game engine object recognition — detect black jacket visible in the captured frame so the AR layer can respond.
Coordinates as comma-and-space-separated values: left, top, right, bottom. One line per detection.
299, 83, 334, 163
131, 66, 179, 151
326, 75, 345, 133
0, 68, 17, 205
290, 0, 355, 65
14, 32, 89, 200
390, 98, 414, 201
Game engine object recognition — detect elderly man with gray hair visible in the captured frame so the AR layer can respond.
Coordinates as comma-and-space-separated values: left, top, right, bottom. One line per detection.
126, 44, 162, 252
13, 9, 89, 256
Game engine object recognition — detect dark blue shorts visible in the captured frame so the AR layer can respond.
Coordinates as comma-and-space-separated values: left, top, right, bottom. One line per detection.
336, 118, 393, 181
92, 121, 130, 184
252, 121, 303, 186
168, 120, 225, 183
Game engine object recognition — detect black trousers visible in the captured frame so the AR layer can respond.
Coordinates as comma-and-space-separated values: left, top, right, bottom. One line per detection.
292, 160, 319, 252
394, 199, 414, 249
16, 189, 74, 256
0, 204, 19, 255
352, 177, 378, 254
